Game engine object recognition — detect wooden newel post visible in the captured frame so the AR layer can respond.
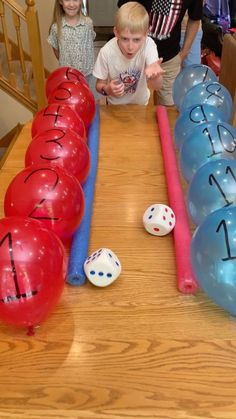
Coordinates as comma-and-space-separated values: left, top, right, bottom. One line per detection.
25, 0, 47, 111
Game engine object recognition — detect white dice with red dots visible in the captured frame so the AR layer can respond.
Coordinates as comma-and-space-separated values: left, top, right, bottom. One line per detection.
84, 248, 122, 287
143, 204, 175, 236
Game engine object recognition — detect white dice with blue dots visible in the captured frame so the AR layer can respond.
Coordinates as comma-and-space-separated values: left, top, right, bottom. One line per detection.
143, 203, 175, 236
84, 248, 122, 287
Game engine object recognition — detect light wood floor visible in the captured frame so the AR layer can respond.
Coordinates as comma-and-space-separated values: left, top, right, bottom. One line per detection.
0, 105, 236, 419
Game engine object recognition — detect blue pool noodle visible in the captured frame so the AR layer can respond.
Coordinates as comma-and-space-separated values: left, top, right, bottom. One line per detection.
67, 105, 100, 285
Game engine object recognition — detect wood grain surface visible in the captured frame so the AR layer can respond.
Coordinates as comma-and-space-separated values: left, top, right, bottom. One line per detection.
0, 105, 236, 419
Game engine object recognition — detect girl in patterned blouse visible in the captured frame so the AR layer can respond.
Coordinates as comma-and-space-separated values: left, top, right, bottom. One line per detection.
48, 0, 97, 97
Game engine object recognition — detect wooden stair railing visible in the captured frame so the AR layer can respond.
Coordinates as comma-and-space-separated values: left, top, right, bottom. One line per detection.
0, 0, 47, 113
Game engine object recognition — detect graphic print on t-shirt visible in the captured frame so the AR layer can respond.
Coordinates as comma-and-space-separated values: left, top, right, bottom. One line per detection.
120, 69, 141, 94
149, 0, 183, 40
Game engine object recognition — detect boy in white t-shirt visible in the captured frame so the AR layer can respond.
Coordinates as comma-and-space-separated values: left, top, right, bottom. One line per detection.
93, 1, 164, 105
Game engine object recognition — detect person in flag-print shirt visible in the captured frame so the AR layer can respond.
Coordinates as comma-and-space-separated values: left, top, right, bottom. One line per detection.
117, 0, 203, 106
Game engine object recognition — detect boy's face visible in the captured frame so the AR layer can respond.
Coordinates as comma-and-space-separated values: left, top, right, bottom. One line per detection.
114, 27, 147, 60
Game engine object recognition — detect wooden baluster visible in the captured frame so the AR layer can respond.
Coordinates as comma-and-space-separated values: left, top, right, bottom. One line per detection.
12, 10, 30, 97
25, 0, 46, 110
0, 0, 17, 87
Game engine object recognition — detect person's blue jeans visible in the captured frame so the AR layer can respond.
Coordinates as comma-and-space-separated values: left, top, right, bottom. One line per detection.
180, 29, 203, 67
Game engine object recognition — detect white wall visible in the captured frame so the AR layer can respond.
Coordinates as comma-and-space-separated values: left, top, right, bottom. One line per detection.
89, 0, 117, 26
0, 91, 32, 137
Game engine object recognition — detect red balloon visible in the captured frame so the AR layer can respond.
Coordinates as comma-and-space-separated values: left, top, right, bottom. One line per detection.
31, 104, 86, 140
0, 216, 66, 328
4, 165, 85, 241
46, 66, 88, 99
25, 128, 91, 183
48, 80, 96, 128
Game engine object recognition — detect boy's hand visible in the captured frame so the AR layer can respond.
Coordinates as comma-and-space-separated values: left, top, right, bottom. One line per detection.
109, 79, 125, 97
145, 58, 165, 80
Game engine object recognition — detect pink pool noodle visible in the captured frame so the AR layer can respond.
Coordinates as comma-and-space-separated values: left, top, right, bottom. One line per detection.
156, 105, 198, 294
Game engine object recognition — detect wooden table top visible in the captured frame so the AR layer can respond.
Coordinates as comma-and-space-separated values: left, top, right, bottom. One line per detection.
0, 105, 236, 419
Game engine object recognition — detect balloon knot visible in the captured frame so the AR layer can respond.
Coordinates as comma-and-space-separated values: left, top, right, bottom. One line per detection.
27, 325, 35, 336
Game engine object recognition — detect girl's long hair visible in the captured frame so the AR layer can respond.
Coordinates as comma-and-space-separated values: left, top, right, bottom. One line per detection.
49, 1, 87, 38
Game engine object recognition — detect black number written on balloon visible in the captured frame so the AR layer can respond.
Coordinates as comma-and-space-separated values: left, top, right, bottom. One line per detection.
216, 219, 236, 261
66, 68, 83, 83
209, 165, 236, 207
189, 105, 208, 124
40, 129, 65, 161
202, 67, 210, 83
54, 87, 71, 101
206, 83, 223, 101
0, 232, 38, 303
226, 165, 236, 181
43, 105, 64, 125
24, 167, 60, 221
203, 127, 221, 157
203, 124, 236, 158
191, 65, 210, 83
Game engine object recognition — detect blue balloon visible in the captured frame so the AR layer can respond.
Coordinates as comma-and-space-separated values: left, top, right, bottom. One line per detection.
174, 104, 227, 150
181, 81, 233, 121
188, 159, 236, 225
173, 64, 217, 110
191, 206, 236, 316
180, 121, 236, 182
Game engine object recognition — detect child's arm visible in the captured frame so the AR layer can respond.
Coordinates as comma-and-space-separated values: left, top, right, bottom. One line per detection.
179, 18, 201, 63
93, 44, 124, 97
48, 24, 59, 60
96, 78, 124, 97
52, 48, 59, 60
145, 58, 164, 91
